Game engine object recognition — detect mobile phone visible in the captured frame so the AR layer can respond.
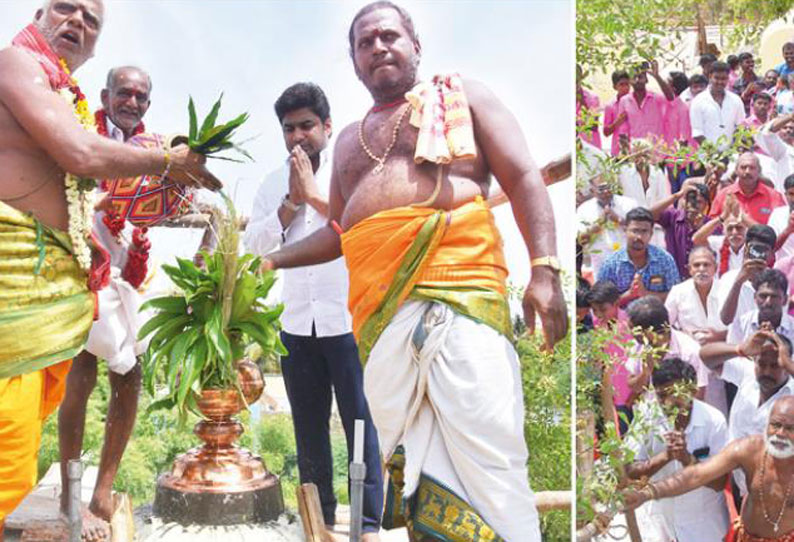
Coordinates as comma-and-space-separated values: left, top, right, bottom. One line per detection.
747, 242, 769, 261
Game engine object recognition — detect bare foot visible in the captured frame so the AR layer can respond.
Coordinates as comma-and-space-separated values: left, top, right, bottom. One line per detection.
89, 492, 114, 523
61, 505, 110, 542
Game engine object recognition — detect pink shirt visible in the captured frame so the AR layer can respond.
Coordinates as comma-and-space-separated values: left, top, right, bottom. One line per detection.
618, 90, 669, 142
593, 309, 633, 406
739, 114, 765, 129
577, 88, 602, 149
663, 96, 692, 146
603, 97, 628, 156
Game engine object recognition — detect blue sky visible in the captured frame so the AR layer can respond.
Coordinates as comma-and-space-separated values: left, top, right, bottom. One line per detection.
2, 0, 573, 289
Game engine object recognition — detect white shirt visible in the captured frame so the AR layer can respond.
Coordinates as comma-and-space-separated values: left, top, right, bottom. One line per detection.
243, 149, 352, 337
726, 309, 794, 345
576, 194, 638, 274
665, 277, 726, 336
717, 268, 756, 324
722, 359, 794, 493
105, 115, 125, 142
618, 164, 671, 209
768, 204, 794, 259
708, 237, 744, 273
754, 126, 794, 192
689, 88, 746, 151
627, 398, 730, 542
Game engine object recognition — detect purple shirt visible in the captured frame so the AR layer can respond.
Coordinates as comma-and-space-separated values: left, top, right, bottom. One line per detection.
618, 90, 668, 142
659, 207, 695, 278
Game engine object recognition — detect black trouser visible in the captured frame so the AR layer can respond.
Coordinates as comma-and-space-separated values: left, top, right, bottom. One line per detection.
280, 329, 383, 533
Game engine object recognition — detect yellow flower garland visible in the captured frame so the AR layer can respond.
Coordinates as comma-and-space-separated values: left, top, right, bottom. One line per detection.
58, 59, 96, 271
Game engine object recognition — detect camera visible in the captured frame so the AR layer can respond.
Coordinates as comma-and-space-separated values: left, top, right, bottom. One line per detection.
747, 242, 769, 261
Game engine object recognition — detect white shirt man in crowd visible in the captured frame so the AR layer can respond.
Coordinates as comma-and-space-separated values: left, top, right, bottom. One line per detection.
625, 357, 730, 542
718, 224, 777, 325
577, 175, 638, 274
690, 61, 746, 151
243, 83, 383, 539
699, 327, 794, 494
755, 111, 794, 191
665, 246, 726, 344
768, 174, 794, 259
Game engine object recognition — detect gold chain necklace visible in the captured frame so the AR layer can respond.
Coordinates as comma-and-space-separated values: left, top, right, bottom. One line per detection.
357, 103, 411, 174
759, 449, 794, 533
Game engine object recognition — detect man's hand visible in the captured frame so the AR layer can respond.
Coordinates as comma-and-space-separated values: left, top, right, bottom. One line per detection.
523, 267, 567, 350
168, 145, 223, 190
630, 273, 649, 298
664, 431, 692, 465
288, 145, 318, 205
621, 487, 652, 511
739, 329, 770, 359
603, 204, 620, 224
737, 257, 765, 283
693, 327, 722, 345
650, 60, 660, 77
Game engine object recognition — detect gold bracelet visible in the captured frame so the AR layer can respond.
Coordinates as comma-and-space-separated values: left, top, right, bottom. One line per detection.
161, 148, 172, 180
530, 255, 561, 272
647, 483, 660, 500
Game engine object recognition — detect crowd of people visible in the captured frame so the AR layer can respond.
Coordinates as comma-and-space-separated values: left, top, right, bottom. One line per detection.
577, 46, 794, 542
0, 1, 567, 541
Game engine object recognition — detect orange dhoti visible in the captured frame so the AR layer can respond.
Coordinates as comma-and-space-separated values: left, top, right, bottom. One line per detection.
0, 362, 71, 525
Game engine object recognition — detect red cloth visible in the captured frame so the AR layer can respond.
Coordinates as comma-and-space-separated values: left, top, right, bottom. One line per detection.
11, 24, 71, 91
94, 109, 145, 140
710, 182, 786, 225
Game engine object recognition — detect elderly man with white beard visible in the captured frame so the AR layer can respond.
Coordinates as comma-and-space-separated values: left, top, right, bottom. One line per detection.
623, 394, 794, 542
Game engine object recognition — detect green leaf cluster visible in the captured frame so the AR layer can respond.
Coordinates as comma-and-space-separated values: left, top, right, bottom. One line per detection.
138, 197, 285, 420
188, 94, 252, 162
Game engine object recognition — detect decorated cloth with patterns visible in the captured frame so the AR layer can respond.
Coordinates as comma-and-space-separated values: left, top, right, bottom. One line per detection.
338, 74, 541, 542
726, 519, 794, 542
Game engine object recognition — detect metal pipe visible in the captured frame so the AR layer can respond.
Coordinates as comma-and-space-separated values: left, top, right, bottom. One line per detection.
349, 419, 366, 542
67, 459, 82, 542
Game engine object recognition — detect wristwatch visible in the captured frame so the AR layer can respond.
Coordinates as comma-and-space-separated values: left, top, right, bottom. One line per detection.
531, 255, 561, 272
281, 194, 301, 212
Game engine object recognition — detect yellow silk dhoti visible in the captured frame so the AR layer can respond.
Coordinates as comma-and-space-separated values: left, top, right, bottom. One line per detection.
0, 200, 93, 524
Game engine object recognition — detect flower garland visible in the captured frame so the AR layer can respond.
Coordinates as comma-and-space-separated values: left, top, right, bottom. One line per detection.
58, 59, 97, 271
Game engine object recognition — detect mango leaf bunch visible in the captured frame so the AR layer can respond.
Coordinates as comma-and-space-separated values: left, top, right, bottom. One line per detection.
138, 196, 285, 419
187, 94, 252, 162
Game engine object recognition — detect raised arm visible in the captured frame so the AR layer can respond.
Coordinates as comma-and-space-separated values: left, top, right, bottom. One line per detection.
465, 78, 567, 348
0, 47, 219, 189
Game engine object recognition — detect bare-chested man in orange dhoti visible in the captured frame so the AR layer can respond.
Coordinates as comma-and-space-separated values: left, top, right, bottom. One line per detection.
624, 394, 794, 542
0, 2, 220, 540
260, 2, 567, 541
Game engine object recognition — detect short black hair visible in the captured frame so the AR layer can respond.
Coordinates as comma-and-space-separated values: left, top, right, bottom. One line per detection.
753, 92, 772, 104
669, 71, 689, 95
778, 334, 793, 357
690, 74, 709, 87
348, 1, 418, 56
627, 295, 669, 333
612, 70, 630, 86
700, 53, 717, 66
710, 61, 730, 75
784, 174, 794, 191
589, 280, 621, 305
689, 181, 710, 203
737, 52, 753, 63
652, 356, 697, 388
727, 54, 740, 68
745, 224, 777, 249
625, 207, 654, 227
752, 268, 788, 296
576, 278, 592, 309
274, 82, 331, 124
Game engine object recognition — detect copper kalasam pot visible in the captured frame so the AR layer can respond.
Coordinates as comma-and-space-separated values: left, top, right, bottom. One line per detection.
195, 360, 264, 420
237, 358, 264, 406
